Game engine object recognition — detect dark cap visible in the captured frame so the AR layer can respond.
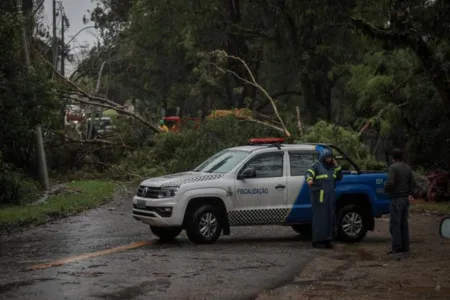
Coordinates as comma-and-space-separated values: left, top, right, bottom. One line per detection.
392, 148, 403, 161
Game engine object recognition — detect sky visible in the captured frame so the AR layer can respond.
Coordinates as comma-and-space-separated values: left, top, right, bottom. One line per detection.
43, 0, 99, 75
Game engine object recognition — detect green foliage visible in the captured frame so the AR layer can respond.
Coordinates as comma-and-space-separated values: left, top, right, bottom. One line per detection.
0, 9, 58, 170
0, 152, 39, 206
0, 8, 59, 206
78, 0, 450, 172
0, 180, 115, 232
1, 0, 449, 212
109, 117, 282, 179
301, 121, 385, 170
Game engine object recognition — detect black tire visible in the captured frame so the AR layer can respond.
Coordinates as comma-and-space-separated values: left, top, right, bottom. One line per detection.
185, 204, 223, 244
150, 226, 182, 242
336, 204, 368, 243
292, 224, 312, 238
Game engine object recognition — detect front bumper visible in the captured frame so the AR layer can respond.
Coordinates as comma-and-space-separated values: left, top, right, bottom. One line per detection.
132, 196, 182, 227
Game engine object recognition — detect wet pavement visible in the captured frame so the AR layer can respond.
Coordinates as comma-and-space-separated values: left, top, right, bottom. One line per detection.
0, 188, 322, 300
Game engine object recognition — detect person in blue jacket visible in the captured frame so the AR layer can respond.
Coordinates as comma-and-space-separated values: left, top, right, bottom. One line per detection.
305, 148, 343, 249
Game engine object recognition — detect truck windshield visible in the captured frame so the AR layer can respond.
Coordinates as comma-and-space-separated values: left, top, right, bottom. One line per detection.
193, 150, 250, 173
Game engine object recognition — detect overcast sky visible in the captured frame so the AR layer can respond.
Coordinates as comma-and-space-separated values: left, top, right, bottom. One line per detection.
43, 0, 99, 75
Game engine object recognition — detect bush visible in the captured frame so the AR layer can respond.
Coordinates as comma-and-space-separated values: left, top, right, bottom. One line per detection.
300, 121, 385, 170
0, 152, 39, 206
109, 117, 282, 179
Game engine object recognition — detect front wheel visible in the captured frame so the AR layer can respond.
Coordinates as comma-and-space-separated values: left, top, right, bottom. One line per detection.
150, 226, 182, 242
336, 205, 368, 242
185, 204, 223, 244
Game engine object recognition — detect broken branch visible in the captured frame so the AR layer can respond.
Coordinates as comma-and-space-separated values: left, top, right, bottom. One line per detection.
40, 55, 161, 133
208, 50, 291, 137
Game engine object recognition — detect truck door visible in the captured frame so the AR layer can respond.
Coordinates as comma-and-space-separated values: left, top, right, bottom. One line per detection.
231, 151, 287, 225
284, 151, 318, 224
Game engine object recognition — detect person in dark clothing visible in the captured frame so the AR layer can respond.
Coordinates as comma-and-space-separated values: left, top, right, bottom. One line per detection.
305, 148, 343, 249
384, 148, 416, 254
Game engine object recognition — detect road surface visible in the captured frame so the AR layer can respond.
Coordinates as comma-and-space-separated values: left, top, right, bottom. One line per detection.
0, 188, 322, 300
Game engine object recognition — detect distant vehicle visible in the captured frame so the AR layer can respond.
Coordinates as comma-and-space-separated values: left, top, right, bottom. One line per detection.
87, 116, 115, 138
65, 104, 85, 123
132, 138, 391, 244
440, 217, 450, 239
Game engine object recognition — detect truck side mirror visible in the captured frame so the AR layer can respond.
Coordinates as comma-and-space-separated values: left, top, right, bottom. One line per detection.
439, 217, 450, 239
238, 168, 256, 180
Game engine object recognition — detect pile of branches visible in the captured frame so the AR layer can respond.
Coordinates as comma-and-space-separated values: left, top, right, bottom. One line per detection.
415, 169, 449, 202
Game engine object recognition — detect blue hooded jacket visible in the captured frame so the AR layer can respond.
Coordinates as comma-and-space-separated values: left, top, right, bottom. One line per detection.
318, 148, 334, 169
305, 147, 343, 242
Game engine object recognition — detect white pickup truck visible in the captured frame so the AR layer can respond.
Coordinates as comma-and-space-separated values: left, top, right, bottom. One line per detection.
132, 138, 390, 244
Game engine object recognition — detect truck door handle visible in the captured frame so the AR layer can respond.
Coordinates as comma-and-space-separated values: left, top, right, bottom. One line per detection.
275, 184, 285, 189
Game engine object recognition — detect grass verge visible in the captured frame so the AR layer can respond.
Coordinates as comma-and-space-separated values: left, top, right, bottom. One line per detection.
410, 201, 450, 215
0, 180, 116, 233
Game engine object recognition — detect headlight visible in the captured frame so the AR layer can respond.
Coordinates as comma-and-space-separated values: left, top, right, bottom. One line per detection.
157, 187, 178, 198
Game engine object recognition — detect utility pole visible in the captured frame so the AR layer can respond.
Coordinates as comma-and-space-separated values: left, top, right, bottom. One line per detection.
87, 61, 110, 140
52, 0, 57, 69
60, 3, 65, 76
16, 0, 50, 190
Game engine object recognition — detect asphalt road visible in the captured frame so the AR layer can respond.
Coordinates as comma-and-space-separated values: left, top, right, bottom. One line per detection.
0, 188, 323, 300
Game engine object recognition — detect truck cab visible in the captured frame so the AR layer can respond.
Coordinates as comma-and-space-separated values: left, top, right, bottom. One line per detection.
132, 138, 390, 244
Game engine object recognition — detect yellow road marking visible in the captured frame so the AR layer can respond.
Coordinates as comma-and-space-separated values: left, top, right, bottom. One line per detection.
27, 240, 155, 271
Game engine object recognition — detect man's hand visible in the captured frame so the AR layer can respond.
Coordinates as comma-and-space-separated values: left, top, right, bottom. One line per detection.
408, 195, 414, 204
307, 180, 314, 186
332, 159, 338, 167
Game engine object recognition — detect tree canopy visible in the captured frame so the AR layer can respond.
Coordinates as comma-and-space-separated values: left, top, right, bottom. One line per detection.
0, 0, 449, 203
74, 0, 449, 166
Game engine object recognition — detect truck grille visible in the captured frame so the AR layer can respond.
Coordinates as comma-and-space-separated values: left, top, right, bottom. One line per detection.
136, 186, 160, 198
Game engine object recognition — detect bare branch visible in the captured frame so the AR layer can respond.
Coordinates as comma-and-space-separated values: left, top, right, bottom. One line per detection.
40, 55, 161, 133
296, 106, 303, 138
50, 131, 134, 149
239, 119, 285, 134
209, 50, 292, 137
43, 57, 120, 108
60, 94, 159, 133
94, 160, 145, 180
358, 102, 408, 136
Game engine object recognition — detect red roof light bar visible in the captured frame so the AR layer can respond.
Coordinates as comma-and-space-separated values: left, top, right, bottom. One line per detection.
248, 137, 285, 144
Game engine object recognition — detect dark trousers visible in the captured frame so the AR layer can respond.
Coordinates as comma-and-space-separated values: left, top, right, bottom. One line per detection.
389, 197, 410, 251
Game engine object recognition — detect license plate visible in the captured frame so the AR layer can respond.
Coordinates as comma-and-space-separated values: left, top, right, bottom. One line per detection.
136, 200, 146, 209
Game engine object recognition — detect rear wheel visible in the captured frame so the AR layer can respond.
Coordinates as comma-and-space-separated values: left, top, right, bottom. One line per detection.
336, 205, 368, 242
185, 204, 223, 244
150, 226, 182, 242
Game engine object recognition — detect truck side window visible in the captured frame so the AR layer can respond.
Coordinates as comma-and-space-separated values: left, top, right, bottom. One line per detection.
240, 152, 284, 178
288, 151, 316, 176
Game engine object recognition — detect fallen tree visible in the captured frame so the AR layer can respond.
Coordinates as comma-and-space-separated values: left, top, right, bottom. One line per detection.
42, 56, 161, 134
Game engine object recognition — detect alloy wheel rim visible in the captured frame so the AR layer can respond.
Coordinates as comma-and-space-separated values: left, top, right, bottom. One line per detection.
199, 212, 218, 238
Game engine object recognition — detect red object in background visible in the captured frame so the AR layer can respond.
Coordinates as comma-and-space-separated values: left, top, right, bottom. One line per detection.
66, 112, 84, 122
163, 116, 181, 122
426, 170, 449, 202
248, 138, 285, 144
162, 116, 201, 132
163, 116, 181, 132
